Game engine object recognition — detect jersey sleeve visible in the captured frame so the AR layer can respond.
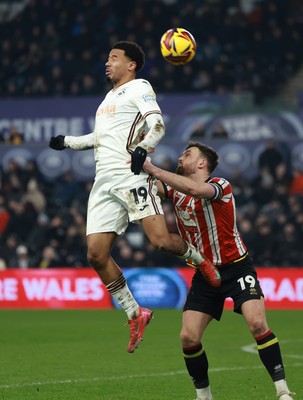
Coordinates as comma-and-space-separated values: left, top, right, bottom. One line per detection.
165, 184, 174, 200
209, 177, 232, 201
131, 80, 162, 118
65, 133, 94, 150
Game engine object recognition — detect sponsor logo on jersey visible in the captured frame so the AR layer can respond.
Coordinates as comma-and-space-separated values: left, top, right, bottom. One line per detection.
142, 91, 156, 102
117, 89, 126, 96
96, 104, 116, 116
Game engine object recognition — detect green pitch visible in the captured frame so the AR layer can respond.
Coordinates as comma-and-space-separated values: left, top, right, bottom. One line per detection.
0, 309, 301, 400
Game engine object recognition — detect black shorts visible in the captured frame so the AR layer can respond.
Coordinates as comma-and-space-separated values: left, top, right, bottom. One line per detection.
183, 256, 264, 321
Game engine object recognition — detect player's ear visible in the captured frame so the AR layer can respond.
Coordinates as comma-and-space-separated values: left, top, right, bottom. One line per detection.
128, 61, 137, 72
198, 157, 207, 170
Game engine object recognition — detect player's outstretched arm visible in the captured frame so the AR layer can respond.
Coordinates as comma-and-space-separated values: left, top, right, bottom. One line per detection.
143, 158, 215, 199
49, 133, 94, 151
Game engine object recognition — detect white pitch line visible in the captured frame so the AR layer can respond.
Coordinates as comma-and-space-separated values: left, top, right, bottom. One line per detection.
242, 340, 303, 359
1, 363, 302, 390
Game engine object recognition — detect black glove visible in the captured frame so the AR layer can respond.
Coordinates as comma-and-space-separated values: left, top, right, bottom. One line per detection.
49, 135, 66, 150
131, 146, 147, 175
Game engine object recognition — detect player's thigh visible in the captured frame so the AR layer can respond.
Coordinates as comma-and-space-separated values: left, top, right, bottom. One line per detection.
87, 180, 129, 236
226, 260, 264, 314
241, 298, 269, 334
118, 174, 163, 223
184, 271, 225, 321
141, 214, 170, 242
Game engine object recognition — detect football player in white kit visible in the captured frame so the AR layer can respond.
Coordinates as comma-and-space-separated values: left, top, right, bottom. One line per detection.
49, 41, 221, 353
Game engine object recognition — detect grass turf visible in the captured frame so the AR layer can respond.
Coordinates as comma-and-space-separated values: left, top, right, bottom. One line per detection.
0, 309, 302, 400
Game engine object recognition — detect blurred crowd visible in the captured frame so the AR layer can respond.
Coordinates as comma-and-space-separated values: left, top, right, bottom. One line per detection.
0, 138, 303, 269
0, 125, 24, 144
1, 0, 303, 103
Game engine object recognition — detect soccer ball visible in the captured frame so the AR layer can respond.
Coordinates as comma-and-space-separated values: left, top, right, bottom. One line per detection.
160, 28, 196, 65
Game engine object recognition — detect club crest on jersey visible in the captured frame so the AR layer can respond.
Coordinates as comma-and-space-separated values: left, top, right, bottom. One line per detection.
176, 206, 199, 233
142, 91, 156, 102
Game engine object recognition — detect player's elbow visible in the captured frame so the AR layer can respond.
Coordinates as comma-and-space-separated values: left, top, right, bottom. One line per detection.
155, 119, 165, 136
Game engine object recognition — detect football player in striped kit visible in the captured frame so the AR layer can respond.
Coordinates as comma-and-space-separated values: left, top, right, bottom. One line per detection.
143, 142, 294, 400
49, 42, 220, 353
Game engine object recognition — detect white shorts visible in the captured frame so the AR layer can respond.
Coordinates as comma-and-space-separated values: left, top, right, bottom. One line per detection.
86, 172, 163, 236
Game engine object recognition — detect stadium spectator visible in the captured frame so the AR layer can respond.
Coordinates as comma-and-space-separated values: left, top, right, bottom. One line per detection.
237, 217, 255, 256
258, 139, 285, 179
251, 167, 275, 206
5, 126, 24, 145
274, 222, 303, 266
26, 213, 50, 255
0, 195, 10, 235
14, 245, 31, 269
210, 123, 229, 139
189, 122, 207, 141
22, 178, 47, 213
60, 224, 87, 267
252, 222, 277, 266
143, 142, 295, 400
1, 234, 18, 268
289, 168, 303, 196
4, 200, 37, 243
2, 243, 30, 269
51, 171, 81, 207
48, 214, 67, 245
38, 245, 62, 269
275, 162, 293, 193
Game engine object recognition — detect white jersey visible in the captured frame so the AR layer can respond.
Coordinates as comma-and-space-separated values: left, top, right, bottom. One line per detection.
65, 78, 162, 177
64, 78, 165, 234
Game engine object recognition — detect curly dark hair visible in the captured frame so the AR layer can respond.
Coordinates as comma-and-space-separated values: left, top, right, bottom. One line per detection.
112, 41, 145, 72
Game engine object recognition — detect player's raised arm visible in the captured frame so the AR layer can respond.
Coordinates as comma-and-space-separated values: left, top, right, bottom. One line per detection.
49, 133, 94, 151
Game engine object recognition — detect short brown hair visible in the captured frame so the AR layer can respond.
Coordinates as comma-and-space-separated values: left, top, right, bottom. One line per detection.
186, 142, 219, 173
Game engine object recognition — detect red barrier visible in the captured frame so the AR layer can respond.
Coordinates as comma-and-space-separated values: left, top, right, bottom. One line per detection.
179, 267, 303, 310
255, 268, 303, 310
0, 267, 302, 309
0, 268, 112, 309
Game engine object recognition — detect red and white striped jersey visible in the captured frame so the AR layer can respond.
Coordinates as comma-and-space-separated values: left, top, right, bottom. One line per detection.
167, 177, 247, 266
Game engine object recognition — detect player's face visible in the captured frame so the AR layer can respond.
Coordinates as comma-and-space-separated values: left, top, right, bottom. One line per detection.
105, 49, 135, 86
176, 147, 204, 176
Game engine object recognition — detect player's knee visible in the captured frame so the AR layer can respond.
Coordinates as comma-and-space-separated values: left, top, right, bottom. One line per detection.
180, 329, 200, 347
87, 248, 108, 270
148, 233, 169, 252
248, 319, 267, 337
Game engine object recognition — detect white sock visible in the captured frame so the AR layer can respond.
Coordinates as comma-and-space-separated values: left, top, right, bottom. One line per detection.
181, 243, 204, 265
274, 379, 290, 395
111, 284, 139, 320
196, 386, 212, 400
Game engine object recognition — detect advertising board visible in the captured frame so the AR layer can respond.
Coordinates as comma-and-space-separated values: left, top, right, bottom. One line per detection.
1, 268, 302, 310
